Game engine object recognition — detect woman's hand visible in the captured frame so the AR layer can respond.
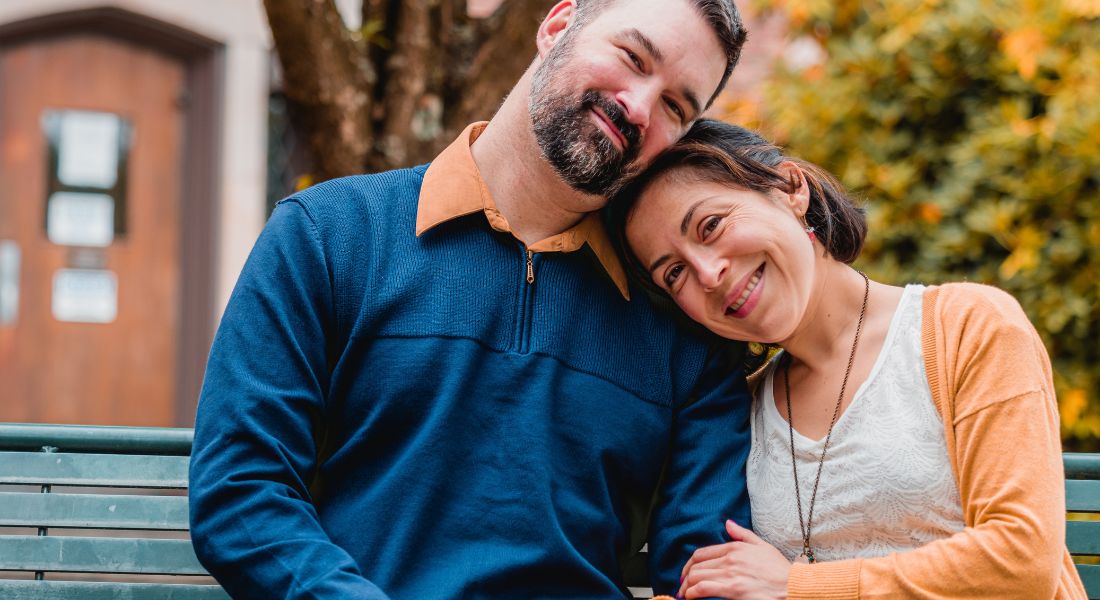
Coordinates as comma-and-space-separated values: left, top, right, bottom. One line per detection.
677, 520, 792, 600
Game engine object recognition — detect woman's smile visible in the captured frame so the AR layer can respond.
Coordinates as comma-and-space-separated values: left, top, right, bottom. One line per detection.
724, 262, 766, 318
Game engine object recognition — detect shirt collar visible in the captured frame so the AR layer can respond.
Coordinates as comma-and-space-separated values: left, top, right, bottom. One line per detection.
416, 122, 630, 300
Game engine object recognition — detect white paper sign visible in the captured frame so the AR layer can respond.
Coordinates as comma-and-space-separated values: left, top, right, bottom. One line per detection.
47, 192, 115, 247
57, 111, 121, 189
52, 269, 118, 324
0, 240, 19, 325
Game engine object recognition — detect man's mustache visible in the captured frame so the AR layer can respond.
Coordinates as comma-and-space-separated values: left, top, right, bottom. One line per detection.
582, 91, 641, 153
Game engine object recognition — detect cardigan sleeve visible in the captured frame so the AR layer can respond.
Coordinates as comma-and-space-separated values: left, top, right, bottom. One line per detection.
787, 283, 1072, 599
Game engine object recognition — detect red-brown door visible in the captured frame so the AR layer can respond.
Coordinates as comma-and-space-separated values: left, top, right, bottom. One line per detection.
0, 34, 185, 426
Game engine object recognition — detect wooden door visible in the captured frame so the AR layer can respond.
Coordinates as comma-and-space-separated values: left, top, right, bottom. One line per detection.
0, 34, 185, 425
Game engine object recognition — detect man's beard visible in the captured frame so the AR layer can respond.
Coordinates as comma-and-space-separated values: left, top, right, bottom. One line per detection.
529, 48, 642, 196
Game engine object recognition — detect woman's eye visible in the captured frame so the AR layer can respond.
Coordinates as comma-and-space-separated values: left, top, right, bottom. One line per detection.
663, 264, 684, 288
702, 216, 722, 237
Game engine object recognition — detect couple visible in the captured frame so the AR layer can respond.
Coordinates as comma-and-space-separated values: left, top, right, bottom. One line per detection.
188, 0, 1084, 598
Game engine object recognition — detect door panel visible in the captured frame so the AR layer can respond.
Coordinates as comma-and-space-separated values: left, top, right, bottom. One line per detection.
0, 35, 184, 425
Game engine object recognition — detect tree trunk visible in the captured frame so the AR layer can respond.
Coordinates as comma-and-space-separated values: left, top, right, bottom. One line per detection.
264, 0, 374, 182
265, 0, 556, 180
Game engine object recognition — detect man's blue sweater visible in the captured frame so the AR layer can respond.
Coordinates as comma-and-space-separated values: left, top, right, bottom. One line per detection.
189, 166, 751, 599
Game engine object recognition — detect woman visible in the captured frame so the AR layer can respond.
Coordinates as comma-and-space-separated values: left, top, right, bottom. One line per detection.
610, 120, 1086, 599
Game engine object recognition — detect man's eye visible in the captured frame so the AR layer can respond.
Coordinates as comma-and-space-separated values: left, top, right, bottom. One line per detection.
664, 264, 684, 288
625, 49, 643, 70
666, 98, 685, 122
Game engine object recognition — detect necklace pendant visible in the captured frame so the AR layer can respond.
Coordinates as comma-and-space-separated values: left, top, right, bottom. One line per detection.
795, 552, 810, 564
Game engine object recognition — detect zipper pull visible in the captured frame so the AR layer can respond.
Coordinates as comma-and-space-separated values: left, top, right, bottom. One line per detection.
526, 250, 535, 284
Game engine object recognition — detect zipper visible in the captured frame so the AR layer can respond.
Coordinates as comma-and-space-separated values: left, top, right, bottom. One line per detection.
515, 245, 538, 353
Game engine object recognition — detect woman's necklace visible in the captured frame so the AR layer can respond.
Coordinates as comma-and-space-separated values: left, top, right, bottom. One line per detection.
783, 271, 869, 564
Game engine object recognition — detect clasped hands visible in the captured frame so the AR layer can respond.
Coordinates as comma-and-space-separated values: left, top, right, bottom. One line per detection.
673, 520, 792, 600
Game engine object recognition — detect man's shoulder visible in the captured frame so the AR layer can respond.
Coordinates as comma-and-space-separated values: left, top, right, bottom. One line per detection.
281, 165, 428, 223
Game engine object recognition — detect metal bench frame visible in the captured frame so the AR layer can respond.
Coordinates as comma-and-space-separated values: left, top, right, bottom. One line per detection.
1, 423, 1098, 598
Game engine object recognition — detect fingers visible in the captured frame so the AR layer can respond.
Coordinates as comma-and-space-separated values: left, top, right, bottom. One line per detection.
725, 519, 763, 544
680, 541, 741, 580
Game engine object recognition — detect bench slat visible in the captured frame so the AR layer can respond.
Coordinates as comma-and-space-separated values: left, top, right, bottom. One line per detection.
0, 492, 188, 530
0, 536, 207, 575
1068, 480, 1100, 513
0, 423, 192, 456
0, 452, 188, 488
0, 580, 228, 599
1078, 563, 1100, 600
1066, 454, 1100, 480
1067, 521, 1100, 556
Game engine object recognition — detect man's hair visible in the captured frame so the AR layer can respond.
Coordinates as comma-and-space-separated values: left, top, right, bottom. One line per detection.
573, 0, 747, 107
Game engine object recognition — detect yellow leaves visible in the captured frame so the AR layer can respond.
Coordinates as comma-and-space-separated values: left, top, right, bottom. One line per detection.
1000, 26, 1047, 80
1062, 389, 1089, 429
918, 202, 943, 224
999, 225, 1043, 279
1064, 0, 1100, 18
294, 174, 314, 192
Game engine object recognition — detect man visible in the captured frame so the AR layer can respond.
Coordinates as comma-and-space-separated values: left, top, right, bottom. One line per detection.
190, 0, 750, 597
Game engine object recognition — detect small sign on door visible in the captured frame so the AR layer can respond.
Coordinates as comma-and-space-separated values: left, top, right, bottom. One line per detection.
52, 268, 117, 324
47, 192, 115, 247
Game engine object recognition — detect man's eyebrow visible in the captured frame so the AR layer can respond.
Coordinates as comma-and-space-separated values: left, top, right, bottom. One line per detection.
625, 28, 663, 63
681, 87, 702, 120
680, 200, 705, 235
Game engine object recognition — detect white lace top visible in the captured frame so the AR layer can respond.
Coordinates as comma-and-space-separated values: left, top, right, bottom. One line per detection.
747, 285, 965, 562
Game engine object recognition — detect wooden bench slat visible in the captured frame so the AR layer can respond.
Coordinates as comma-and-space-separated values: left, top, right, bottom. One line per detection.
0, 580, 228, 599
1067, 521, 1100, 556
0, 536, 207, 575
0, 452, 188, 488
1077, 563, 1100, 600
1068, 480, 1100, 513
0, 492, 188, 530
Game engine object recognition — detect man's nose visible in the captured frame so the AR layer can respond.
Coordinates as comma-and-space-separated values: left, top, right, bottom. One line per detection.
615, 84, 656, 133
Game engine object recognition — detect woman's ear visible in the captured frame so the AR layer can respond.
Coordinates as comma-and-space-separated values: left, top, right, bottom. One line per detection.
535, 1, 578, 59
777, 161, 811, 217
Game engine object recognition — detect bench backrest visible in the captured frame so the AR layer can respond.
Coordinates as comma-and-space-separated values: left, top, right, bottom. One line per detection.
0, 423, 227, 599
1, 423, 1098, 598
1066, 453, 1100, 598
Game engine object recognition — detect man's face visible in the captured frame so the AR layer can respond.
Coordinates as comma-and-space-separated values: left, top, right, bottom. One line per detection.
529, 0, 728, 197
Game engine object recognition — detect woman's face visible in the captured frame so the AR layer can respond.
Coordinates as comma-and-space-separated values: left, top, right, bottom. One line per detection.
625, 168, 817, 343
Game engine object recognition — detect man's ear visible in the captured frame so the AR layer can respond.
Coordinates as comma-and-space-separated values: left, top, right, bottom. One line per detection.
777, 161, 811, 216
536, 1, 578, 59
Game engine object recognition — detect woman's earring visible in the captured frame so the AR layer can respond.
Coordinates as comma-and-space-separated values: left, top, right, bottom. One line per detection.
805, 226, 816, 243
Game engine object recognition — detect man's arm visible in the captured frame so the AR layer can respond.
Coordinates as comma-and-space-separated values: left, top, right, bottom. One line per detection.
189, 199, 389, 599
647, 349, 753, 595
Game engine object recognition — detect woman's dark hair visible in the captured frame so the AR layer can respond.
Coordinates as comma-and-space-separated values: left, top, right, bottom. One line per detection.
607, 119, 867, 294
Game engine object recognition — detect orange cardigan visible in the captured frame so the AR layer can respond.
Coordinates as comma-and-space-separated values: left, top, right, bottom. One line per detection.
787, 283, 1086, 599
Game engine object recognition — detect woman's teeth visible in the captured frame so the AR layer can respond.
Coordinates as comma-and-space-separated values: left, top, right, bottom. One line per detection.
729, 266, 763, 313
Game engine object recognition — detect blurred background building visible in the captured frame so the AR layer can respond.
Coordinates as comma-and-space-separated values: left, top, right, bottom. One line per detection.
1, 0, 1096, 450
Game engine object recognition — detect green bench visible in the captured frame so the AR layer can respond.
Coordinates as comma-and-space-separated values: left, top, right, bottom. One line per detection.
1, 423, 1097, 598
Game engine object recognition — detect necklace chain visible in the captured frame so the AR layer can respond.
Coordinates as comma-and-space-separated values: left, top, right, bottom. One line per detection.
783, 271, 869, 563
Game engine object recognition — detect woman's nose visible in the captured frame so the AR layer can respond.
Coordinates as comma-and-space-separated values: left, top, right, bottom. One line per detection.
696, 257, 727, 292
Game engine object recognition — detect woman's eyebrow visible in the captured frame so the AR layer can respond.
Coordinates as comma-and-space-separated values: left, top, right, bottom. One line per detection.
648, 254, 671, 275
681, 200, 706, 234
